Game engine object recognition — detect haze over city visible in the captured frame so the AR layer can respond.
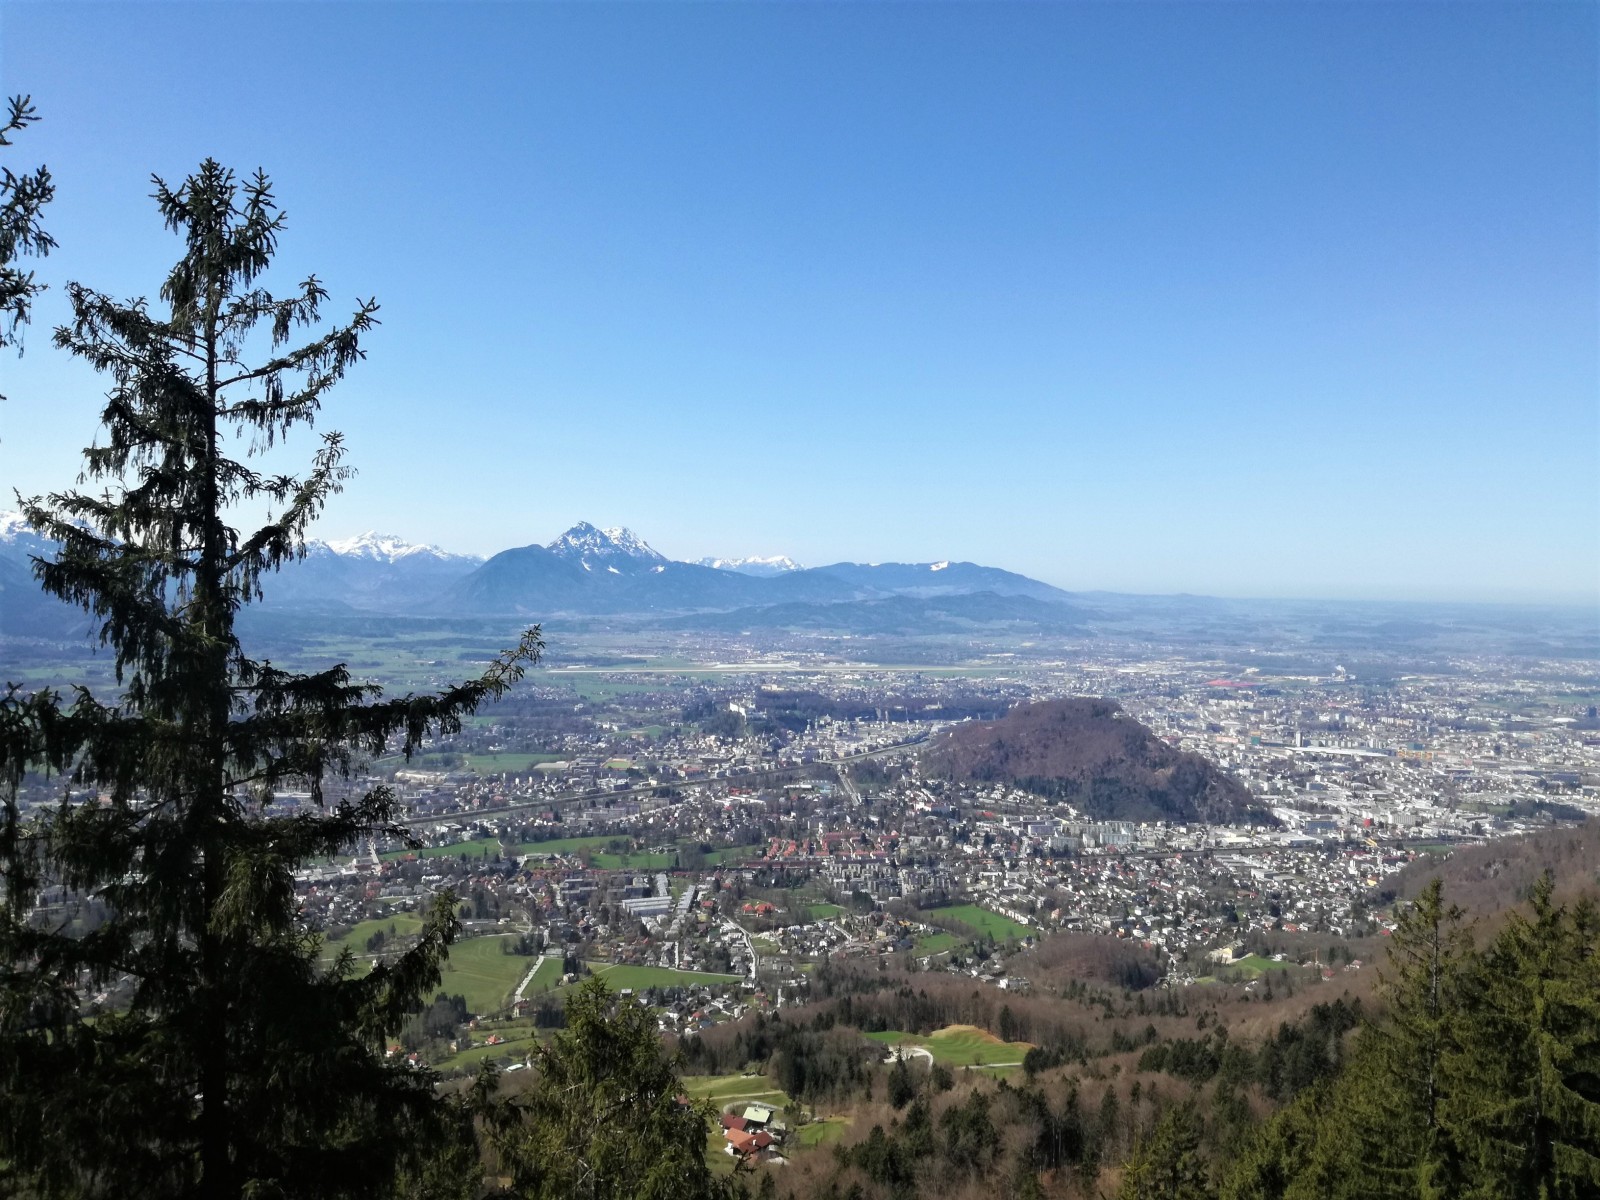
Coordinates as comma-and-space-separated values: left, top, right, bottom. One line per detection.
2, 1, 1594, 604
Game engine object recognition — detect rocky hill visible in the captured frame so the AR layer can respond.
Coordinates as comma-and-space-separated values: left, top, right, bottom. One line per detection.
925, 698, 1270, 825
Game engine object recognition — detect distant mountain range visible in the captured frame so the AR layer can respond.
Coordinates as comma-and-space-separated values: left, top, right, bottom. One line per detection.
0, 515, 1081, 638
696, 555, 803, 577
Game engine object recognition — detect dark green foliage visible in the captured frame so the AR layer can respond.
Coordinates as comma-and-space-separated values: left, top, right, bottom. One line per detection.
0, 161, 540, 1198
679, 1008, 883, 1106
1440, 874, 1600, 1197
480, 977, 732, 1200
1223, 873, 1600, 1200
1254, 999, 1361, 1101
0, 93, 55, 363
1117, 1102, 1212, 1200
887, 1055, 914, 1109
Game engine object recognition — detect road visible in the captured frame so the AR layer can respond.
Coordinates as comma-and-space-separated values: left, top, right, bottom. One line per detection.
720, 919, 759, 980
513, 953, 554, 1003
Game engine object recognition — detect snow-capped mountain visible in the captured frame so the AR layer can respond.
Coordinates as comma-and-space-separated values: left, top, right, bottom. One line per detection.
5, 509, 1080, 635
698, 555, 804, 577
546, 522, 666, 575
310, 531, 482, 566
0, 510, 62, 560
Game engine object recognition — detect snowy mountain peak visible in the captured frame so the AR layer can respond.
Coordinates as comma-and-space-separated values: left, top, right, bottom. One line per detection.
698, 554, 804, 578
547, 521, 666, 570
0, 510, 63, 556
316, 531, 479, 565
0, 510, 34, 541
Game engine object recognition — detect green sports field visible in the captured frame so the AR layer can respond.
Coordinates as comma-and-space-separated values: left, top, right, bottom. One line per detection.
462, 751, 565, 773
590, 851, 676, 870
927, 903, 1033, 941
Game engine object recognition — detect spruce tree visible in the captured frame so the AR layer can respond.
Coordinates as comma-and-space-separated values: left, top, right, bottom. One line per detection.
1, 93, 56, 370
1117, 1101, 1212, 1200
1342, 877, 1473, 1198
1441, 872, 1600, 1199
481, 977, 731, 1200
0, 159, 540, 1198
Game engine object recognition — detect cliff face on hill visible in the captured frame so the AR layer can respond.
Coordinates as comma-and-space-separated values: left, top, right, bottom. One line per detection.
925, 698, 1272, 825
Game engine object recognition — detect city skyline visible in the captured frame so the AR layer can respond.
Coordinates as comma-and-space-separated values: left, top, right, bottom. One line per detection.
1, 2, 1595, 605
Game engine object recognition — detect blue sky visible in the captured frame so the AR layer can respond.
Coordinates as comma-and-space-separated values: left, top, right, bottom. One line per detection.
2, 2, 1595, 603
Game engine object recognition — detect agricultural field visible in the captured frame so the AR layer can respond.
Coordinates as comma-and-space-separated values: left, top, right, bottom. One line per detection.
585, 963, 743, 991
437, 936, 532, 1014
928, 903, 1033, 942
865, 1024, 1032, 1067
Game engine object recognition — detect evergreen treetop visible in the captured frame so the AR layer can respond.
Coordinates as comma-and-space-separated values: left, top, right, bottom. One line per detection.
0, 158, 540, 1199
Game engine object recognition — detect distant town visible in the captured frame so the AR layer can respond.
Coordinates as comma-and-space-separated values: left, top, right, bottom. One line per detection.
18, 639, 1580, 1094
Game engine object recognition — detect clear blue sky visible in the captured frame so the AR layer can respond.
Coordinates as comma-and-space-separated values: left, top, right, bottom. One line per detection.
2, 2, 1595, 604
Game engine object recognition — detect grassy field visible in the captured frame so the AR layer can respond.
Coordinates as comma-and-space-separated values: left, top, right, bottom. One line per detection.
585, 963, 743, 991
913, 930, 961, 955
704, 845, 762, 866
1224, 954, 1285, 980
806, 903, 844, 921
928, 903, 1033, 941
437, 937, 531, 1014
865, 1024, 1032, 1066
535, 676, 666, 701
523, 956, 565, 994
509, 835, 619, 857
591, 851, 676, 870
463, 751, 565, 773
433, 1027, 543, 1072
795, 1117, 851, 1147
680, 1074, 791, 1107
320, 911, 425, 961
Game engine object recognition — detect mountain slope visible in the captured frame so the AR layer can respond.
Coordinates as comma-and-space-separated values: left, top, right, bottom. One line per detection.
809, 560, 1074, 603
925, 698, 1271, 825
263, 534, 482, 612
